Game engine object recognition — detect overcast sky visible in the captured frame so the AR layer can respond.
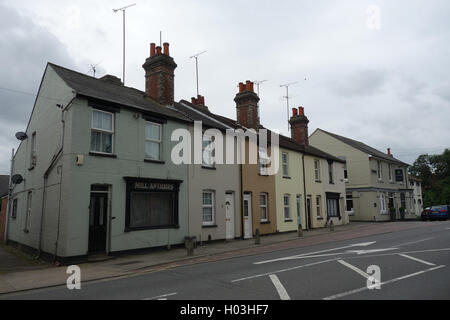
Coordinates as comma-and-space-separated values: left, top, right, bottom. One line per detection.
1, 0, 449, 174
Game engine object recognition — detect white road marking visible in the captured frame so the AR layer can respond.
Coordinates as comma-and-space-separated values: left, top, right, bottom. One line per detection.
347, 248, 399, 255
398, 254, 436, 266
323, 265, 445, 300
254, 241, 376, 264
392, 237, 433, 247
231, 258, 337, 283
337, 260, 371, 280
142, 292, 177, 300
269, 274, 291, 300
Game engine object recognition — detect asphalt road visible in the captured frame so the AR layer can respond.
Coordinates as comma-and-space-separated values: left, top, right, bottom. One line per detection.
2, 221, 450, 300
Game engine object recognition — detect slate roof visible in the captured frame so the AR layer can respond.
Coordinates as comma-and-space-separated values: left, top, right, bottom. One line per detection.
177, 100, 345, 163
49, 63, 190, 123
317, 129, 409, 166
0, 175, 9, 198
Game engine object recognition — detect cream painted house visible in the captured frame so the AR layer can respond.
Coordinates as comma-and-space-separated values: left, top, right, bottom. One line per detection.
310, 129, 414, 221
408, 175, 423, 216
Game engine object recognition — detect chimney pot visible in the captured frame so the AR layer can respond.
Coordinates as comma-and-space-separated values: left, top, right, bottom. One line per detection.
150, 43, 156, 57
245, 80, 252, 92
239, 82, 245, 93
156, 46, 162, 55
163, 42, 170, 56
292, 108, 298, 116
298, 106, 304, 116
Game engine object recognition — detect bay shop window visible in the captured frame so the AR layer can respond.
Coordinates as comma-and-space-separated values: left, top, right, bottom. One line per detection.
124, 177, 181, 231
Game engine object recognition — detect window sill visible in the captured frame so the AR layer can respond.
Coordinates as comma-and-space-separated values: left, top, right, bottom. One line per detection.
258, 173, 269, 177
125, 225, 179, 232
144, 159, 165, 164
202, 166, 216, 170
260, 221, 271, 224
317, 217, 324, 220
284, 219, 293, 222
89, 152, 117, 158
315, 180, 321, 183
282, 176, 291, 179
202, 224, 217, 228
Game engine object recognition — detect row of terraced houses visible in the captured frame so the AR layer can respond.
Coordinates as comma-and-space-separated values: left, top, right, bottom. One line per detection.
2, 42, 422, 263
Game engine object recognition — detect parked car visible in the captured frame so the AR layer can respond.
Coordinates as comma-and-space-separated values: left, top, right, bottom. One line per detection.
422, 205, 449, 221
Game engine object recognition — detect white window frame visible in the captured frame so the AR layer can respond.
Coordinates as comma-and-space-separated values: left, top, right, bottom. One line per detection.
145, 121, 162, 161
380, 192, 387, 214
202, 191, 215, 226
260, 193, 268, 222
388, 163, 393, 182
258, 147, 270, 176
282, 152, 289, 177
284, 194, 291, 220
377, 160, 382, 181
328, 162, 334, 184
91, 109, 114, 154
202, 134, 214, 168
314, 159, 321, 181
316, 195, 322, 218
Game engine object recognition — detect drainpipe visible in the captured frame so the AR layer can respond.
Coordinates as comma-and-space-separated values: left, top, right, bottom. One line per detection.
302, 154, 308, 230
240, 164, 244, 239
4, 148, 14, 243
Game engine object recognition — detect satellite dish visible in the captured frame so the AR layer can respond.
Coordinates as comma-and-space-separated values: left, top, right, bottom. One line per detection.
15, 132, 28, 141
11, 174, 23, 185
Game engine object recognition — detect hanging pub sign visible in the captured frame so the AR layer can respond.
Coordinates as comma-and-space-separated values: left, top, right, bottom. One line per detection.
395, 169, 404, 182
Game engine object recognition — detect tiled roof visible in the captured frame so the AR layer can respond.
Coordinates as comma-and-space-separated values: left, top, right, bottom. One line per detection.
317, 129, 409, 166
178, 100, 344, 163
49, 63, 190, 123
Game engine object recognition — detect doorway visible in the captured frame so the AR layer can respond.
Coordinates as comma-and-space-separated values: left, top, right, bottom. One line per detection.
243, 193, 253, 239
306, 195, 312, 229
88, 191, 108, 253
225, 192, 235, 240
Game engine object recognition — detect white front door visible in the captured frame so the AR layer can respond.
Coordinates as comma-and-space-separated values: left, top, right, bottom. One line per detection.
225, 193, 235, 240
243, 193, 253, 239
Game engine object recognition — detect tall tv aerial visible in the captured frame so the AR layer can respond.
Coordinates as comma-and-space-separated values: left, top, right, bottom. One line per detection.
87, 61, 102, 78
253, 80, 268, 97
190, 50, 207, 97
280, 82, 298, 131
113, 3, 136, 85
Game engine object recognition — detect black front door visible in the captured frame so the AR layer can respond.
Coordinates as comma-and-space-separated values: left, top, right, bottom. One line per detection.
89, 192, 108, 253
306, 196, 312, 229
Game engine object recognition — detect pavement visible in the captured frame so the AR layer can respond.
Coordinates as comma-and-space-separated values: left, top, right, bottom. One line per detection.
0, 220, 447, 299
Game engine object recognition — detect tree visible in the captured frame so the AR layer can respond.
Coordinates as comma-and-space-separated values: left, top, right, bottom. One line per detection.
409, 149, 450, 207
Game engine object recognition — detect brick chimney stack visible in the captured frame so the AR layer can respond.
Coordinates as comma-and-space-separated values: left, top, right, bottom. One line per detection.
234, 80, 260, 129
143, 42, 177, 106
387, 148, 393, 157
289, 106, 310, 146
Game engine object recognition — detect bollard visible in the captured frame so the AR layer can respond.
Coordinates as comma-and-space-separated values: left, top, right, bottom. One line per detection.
186, 237, 194, 256
329, 220, 334, 232
298, 225, 303, 237
255, 228, 261, 245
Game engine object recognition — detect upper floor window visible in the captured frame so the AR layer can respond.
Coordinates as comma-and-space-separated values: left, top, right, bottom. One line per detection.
328, 161, 334, 184
11, 198, 18, 219
377, 160, 382, 180
30, 132, 37, 168
258, 147, 270, 175
314, 159, 321, 181
202, 191, 215, 225
202, 135, 214, 167
145, 121, 162, 160
388, 163, 393, 181
91, 109, 114, 154
283, 194, 291, 220
282, 152, 289, 177
260, 193, 268, 222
